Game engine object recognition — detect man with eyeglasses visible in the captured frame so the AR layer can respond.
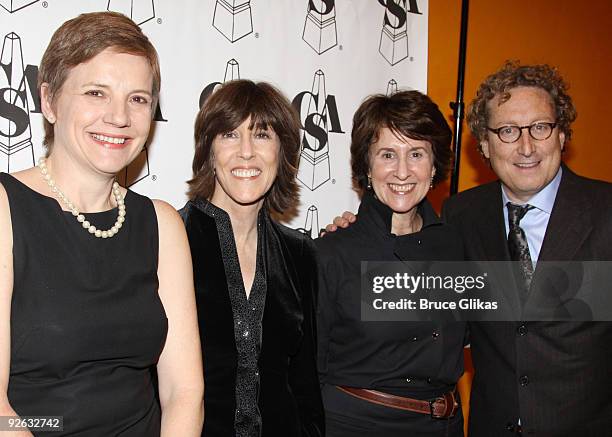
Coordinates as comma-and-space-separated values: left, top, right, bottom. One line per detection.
442, 62, 612, 436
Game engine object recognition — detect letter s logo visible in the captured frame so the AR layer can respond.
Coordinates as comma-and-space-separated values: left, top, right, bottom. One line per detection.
309, 0, 334, 15
378, 0, 407, 29
303, 111, 328, 152
0, 87, 29, 138
377, 0, 422, 29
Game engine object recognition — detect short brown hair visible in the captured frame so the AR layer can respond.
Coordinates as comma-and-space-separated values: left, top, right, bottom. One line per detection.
467, 61, 577, 153
38, 11, 161, 149
351, 90, 453, 191
188, 80, 301, 214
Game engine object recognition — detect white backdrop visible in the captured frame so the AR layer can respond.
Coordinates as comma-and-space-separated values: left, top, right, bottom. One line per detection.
0, 0, 428, 234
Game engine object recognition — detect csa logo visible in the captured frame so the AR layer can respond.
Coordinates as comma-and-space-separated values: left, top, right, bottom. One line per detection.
296, 204, 319, 239
199, 58, 241, 109
0, 32, 37, 172
213, 0, 253, 43
377, 0, 422, 66
107, 0, 156, 26
0, 0, 39, 13
302, 0, 338, 55
292, 70, 344, 191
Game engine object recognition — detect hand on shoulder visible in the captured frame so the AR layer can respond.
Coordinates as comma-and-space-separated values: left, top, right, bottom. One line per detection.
321, 211, 357, 236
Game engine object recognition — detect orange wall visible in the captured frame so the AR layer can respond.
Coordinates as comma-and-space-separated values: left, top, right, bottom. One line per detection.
426, 1, 612, 432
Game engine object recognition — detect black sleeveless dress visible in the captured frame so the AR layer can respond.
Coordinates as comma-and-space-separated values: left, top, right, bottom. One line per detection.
1, 173, 168, 437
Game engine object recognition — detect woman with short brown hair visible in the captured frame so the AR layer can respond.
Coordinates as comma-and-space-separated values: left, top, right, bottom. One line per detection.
0, 12, 203, 436
316, 90, 466, 436
181, 79, 324, 437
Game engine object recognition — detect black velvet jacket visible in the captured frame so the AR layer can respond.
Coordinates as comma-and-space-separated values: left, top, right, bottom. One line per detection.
180, 199, 324, 437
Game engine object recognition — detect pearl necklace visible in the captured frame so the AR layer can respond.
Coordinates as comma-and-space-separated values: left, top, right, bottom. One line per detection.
37, 157, 126, 238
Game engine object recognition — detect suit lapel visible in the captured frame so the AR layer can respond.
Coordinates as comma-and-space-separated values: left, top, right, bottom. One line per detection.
538, 166, 593, 262
525, 166, 593, 318
476, 182, 511, 262
472, 183, 523, 317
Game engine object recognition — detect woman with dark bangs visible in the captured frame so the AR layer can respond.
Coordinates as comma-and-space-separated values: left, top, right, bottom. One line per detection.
180, 80, 324, 437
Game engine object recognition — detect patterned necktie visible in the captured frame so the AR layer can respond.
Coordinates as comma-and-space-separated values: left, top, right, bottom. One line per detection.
507, 202, 536, 290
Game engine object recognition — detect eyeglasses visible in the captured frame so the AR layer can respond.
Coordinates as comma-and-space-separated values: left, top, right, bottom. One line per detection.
486, 122, 557, 143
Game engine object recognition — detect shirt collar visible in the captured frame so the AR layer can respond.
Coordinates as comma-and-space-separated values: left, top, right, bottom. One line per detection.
501, 166, 562, 214
191, 197, 267, 223
359, 190, 441, 234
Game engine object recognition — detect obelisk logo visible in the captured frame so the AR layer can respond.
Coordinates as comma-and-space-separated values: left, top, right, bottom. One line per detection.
0, 32, 35, 172
378, 0, 409, 66
386, 79, 398, 95
213, 0, 253, 43
295, 70, 331, 191
302, 0, 338, 55
0, 0, 39, 14
107, 0, 156, 26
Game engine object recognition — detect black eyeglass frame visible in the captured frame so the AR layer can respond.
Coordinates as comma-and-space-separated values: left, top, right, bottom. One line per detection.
486, 122, 558, 143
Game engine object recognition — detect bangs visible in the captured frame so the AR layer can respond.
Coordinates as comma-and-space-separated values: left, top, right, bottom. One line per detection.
209, 82, 282, 135
243, 87, 284, 135
247, 111, 276, 133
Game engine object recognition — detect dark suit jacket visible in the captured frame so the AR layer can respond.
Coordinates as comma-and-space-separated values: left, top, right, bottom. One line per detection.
180, 200, 324, 437
442, 165, 612, 437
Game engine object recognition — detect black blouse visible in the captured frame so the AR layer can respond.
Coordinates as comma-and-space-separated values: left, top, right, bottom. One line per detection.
315, 191, 468, 399
197, 201, 267, 436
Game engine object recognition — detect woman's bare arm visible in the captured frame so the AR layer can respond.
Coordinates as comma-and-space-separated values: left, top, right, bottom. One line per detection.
0, 184, 33, 437
153, 200, 204, 436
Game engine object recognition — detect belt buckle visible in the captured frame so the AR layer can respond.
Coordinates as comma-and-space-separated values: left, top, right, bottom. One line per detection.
429, 391, 457, 419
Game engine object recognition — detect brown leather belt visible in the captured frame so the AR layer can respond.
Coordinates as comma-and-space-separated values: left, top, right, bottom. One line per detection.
336, 386, 459, 419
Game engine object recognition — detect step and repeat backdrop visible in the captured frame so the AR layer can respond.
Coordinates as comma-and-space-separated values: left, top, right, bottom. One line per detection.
1, 0, 428, 233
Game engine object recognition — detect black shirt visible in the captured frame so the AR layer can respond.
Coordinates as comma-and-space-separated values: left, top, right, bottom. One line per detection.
200, 200, 266, 437
3, 173, 166, 435
315, 191, 467, 399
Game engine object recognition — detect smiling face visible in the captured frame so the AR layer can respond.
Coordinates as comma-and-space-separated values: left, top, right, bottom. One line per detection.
41, 48, 154, 177
210, 117, 280, 211
482, 86, 565, 203
368, 127, 435, 216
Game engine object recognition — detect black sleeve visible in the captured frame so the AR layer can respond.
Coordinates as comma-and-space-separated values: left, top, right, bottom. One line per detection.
288, 235, 325, 437
440, 197, 452, 223
313, 238, 339, 386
